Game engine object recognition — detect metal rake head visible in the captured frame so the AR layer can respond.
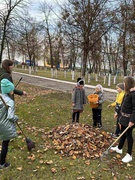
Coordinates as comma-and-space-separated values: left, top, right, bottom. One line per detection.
100, 149, 110, 161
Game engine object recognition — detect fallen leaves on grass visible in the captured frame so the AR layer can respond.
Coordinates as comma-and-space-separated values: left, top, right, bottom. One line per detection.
15, 84, 56, 105
17, 167, 23, 171
77, 176, 85, 180
51, 167, 57, 173
46, 123, 113, 159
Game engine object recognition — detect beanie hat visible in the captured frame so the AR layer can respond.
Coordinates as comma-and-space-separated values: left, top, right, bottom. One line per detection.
1, 79, 15, 94
77, 77, 82, 82
77, 79, 84, 86
116, 83, 124, 91
95, 84, 103, 92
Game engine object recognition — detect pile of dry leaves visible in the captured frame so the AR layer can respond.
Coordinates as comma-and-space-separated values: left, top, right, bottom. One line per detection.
46, 123, 113, 159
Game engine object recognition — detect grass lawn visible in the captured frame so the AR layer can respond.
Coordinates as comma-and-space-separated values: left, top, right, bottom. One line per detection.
0, 82, 135, 180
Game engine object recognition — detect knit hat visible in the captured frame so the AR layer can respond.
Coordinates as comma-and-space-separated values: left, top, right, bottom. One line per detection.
77, 79, 84, 86
95, 84, 103, 92
77, 77, 82, 82
1, 79, 15, 94
116, 83, 124, 91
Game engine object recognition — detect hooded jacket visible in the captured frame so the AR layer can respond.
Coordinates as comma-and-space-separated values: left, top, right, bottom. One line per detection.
0, 94, 18, 141
72, 86, 86, 111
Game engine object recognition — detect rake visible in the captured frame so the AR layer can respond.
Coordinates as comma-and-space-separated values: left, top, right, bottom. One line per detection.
100, 125, 130, 161
16, 121, 35, 151
15, 77, 23, 88
14, 77, 35, 151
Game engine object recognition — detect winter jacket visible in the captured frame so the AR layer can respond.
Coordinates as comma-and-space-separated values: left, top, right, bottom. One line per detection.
93, 91, 104, 109
110, 91, 125, 107
120, 92, 135, 127
0, 68, 23, 98
72, 86, 86, 111
0, 94, 18, 141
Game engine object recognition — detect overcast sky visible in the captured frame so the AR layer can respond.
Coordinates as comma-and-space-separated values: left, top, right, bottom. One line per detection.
29, 0, 66, 21
0, 0, 66, 22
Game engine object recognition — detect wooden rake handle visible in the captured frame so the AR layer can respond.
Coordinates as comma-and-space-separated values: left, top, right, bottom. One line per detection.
109, 125, 130, 150
0, 95, 9, 109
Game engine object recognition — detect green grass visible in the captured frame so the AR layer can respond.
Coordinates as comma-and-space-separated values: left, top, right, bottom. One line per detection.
0, 83, 135, 180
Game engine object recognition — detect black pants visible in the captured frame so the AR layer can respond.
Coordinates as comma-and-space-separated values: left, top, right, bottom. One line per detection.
0, 140, 10, 165
72, 112, 80, 123
118, 125, 133, 155
115, 116, 121, 135
92, 108, 102, 126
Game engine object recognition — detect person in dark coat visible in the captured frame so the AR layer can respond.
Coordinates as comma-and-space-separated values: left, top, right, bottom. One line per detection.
0, 79, 19, 169
111, 76, 135, 163
72, 78, 86, 123
0, 59, 27, 99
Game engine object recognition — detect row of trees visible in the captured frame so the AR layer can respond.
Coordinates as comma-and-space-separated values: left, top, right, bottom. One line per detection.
0, 0, 135, 81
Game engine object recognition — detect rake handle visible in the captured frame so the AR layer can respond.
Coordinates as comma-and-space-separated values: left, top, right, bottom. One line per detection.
16, 121, 27, 139
0, 95, 9, 109
108, 125, 130, 151
15, 77, 23, 88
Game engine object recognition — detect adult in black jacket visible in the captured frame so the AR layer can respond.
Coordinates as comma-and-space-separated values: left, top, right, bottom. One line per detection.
111, 76, 135, 163
0, 59, 27, 99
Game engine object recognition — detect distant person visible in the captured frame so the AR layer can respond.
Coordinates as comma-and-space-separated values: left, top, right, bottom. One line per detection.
107, 83, 125, 138
111, 76, 135, 163
72, 78, 86, 123
0, 79, 19, 169
91, 84, 104, 129
0, 59, 27, 99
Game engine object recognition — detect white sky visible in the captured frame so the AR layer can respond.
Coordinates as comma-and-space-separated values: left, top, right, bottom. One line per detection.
0, 0, 66, 11
29, 0, 66, 21
0, 0, 67, 22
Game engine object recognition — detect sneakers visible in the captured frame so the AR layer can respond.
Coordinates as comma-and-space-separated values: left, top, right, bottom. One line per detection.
0, 162, 10, 169
97, 123, 102, 129
122, 153, 132, 163
112, 134, 119, 139
93, 123, 97, 127
110, 145, 123, 154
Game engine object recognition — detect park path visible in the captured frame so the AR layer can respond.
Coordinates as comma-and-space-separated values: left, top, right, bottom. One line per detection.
12, 71, 116, 102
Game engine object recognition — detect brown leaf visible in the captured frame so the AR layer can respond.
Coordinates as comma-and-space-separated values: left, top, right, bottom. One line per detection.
51, 168, 57, 173
46, 160, 53, 165
17, 167, 23, 171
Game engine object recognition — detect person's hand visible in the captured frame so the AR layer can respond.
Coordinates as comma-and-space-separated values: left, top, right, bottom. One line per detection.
128, 121, 134, 127
93, 101, 98, 104
23, 91, 27, 96
107, 105, 111, 108
130, 87, 135, 92
72, 103, 75, 107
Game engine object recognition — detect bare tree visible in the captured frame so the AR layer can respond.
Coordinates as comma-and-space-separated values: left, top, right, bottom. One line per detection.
113, 0, 133, 76
60, 0, 116, 78
39, 1, 58, 77
0, 0, 28, 63
16, 12, 42, 74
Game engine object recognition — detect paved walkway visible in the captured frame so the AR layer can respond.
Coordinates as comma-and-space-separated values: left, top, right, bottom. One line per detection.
13, 72, 117, 101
